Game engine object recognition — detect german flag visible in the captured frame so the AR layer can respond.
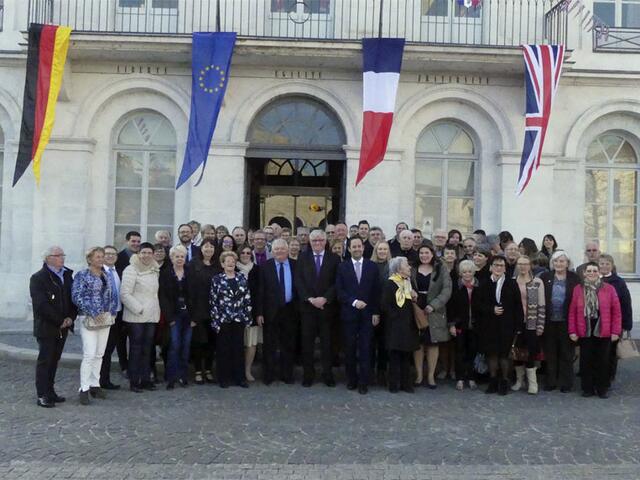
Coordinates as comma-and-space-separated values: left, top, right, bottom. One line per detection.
13, 24, 71, 186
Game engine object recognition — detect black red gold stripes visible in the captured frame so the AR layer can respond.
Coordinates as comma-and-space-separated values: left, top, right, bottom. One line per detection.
13, 23, 71, 186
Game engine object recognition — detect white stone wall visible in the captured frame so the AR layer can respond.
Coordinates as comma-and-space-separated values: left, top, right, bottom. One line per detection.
0, 0, 640, 321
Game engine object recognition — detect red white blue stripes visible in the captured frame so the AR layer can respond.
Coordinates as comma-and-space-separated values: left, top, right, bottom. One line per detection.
356, 38, 405, 186
516, 44, 565, 196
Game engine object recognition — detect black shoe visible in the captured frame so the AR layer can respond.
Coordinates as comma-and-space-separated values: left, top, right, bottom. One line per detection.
347, 382, 357, 391
282, 377, 295, 385
582, 391, 594, 398
51, 392, 66, 403
358, 385, 368, 395
178, 379, 188, 388
130, 384, 143, 393
219, 382, 229, 389
485, 379, 499, 394
101, 382, 120, 391
324, 378, 336, 388
37, 397, 55, 408
204, 371, 215, 384
389, 386, 399, 393
166, 382, 175, 390
426, 382, 437, 390
544, 385, 556, 392
78, 390, 90, 405
238, 381, 249, 388
560, 387, 571, 393
402, 385, 415, 394
89, 387, 106, 399
302, 380, 313, 388
598, 391, 610, 399
498, 380, 509, 396
141, 382, 157, 391
263, 378, 273, 386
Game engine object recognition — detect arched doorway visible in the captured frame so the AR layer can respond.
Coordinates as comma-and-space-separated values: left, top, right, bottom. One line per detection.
245, 95, 346, 230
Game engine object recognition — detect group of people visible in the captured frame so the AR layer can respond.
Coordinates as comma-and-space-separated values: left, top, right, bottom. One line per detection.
30, 219, 633, 407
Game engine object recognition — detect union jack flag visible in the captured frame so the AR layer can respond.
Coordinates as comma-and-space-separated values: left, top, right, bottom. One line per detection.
516, 44, 565, 196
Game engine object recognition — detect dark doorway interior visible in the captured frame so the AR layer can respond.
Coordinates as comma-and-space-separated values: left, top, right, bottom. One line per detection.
246, 158, 344, 230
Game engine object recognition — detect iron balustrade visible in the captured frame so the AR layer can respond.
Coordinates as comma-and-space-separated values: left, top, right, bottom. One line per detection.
593, 26, 640, 53
28, 0, 566, 47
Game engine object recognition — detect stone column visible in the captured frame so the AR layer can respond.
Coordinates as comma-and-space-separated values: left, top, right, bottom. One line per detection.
343, 146, 405, 235
189, 141, 248, 228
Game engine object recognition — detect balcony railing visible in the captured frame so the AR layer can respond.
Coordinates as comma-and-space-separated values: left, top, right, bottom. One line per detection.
594, 26, 640, 53
542, 0, 566, 46
28, 0, 565, 48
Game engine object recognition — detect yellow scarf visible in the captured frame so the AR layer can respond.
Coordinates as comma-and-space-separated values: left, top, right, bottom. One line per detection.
389, 273, 413, 307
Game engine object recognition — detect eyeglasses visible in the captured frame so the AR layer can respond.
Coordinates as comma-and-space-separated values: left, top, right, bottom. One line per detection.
49, 254, 66, 258
586, 249, 599, 252
104, 252, 117, 256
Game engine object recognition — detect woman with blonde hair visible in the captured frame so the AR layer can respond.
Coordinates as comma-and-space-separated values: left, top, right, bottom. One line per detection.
72, 247, 118, 405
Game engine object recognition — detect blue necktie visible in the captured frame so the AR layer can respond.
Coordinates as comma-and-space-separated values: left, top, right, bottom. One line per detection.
279, 262, 286, 303
315, 254, 322, 277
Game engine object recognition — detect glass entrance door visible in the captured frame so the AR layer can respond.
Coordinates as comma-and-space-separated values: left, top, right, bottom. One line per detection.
260, 187, 334, 230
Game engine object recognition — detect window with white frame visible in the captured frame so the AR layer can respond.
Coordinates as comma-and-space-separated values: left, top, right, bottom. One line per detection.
113, 112, 176, 247
594, 0, 640, 28
415, 122, 477, 235
271, 0, 331, 14
585, 132, 640, 274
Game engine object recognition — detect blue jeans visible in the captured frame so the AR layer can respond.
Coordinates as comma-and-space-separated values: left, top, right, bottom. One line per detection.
127, 322, 155, 386
167, 311, 192, 383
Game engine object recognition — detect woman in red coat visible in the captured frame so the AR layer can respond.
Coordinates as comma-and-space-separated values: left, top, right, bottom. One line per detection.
568, 262, 622, 399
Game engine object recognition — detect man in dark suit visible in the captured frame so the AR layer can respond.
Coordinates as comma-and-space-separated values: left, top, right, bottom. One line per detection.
178, 223, 201, 263
336, 237, 380, 394
115, 230, 141, 277
357, 220, 374, 259
295, 229, 341, 387
390, 229, 418, 267
30, 246, 77, 407
256, 238, 297, 384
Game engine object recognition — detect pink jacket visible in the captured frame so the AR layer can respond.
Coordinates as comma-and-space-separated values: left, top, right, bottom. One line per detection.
568, 283, 622, 338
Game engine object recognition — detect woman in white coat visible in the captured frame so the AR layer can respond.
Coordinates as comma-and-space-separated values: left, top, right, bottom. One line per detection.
120, 242, 160, 392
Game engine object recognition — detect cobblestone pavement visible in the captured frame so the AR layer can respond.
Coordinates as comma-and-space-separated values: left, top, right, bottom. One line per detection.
1, 357, 640, 479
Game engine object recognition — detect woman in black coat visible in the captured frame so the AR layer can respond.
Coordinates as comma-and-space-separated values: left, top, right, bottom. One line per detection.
539, 250, 580, 392
599, 253, 633, 384
159, 245, 195, 389
188, 239, 221, 384
380, 256, 419, 393
447, 259, 482, 391
476, 255, 523, 395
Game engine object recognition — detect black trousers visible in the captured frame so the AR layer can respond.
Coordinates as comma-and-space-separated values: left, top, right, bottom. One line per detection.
217, 322, 245, 386
99, 313, 127, 385
579, 336, 611, 395
454, 329, 478, 382
544, 321, 574, 389
36, 333, 67, 398
388, 350, 411, 390
342, 312, 373, 386
609, 339, 619, 385
263, 303, 297, 382
192, 327, 216, 373
370, 323, 388, 374
300, 309, 333, 382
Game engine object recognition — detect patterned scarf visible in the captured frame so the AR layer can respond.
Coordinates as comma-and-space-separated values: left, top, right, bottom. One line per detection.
389, 273, 413, 307
583, 278, 602, 337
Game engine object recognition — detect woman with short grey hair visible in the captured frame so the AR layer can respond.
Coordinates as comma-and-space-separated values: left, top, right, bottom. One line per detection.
540, 250, 580, 392
380, 257, 419, 393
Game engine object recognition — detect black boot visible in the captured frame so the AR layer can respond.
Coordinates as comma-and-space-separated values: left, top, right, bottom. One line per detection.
485, 378, 499, 394
78, 390, 90, 405
89, 387, 106, 399
498, 379, 509, 396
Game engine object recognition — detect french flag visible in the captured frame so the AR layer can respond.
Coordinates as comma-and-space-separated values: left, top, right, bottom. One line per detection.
356, 38, 405, 186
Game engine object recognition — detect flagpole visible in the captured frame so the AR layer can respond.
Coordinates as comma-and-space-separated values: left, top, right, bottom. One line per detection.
216, 0, 221, 32
378, 0, 384, 38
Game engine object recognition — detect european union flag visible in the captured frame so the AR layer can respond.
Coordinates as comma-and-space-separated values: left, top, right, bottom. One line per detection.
177, 32, 236, 188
